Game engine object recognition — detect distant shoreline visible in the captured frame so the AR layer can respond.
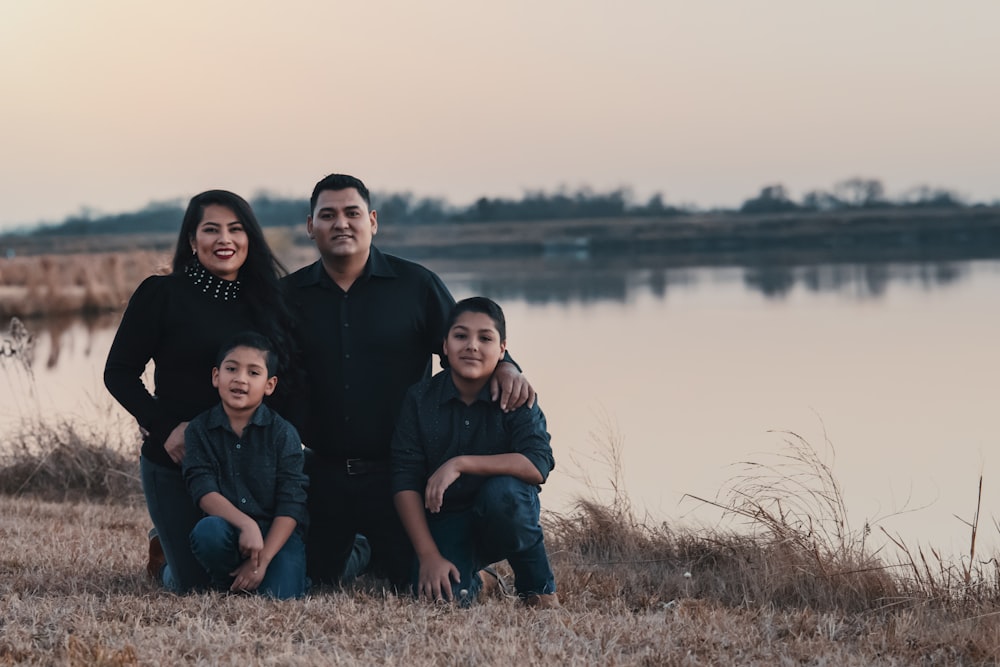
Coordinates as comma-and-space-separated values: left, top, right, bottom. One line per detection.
3, 207, 1000, 320
4, 206, 1000, 267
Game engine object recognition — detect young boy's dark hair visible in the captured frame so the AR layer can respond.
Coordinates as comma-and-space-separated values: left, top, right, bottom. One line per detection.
215, 331, 278, 377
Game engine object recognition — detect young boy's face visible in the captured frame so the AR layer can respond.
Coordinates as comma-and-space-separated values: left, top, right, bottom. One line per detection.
212, 345, 277, 413
443, 311, 507, 384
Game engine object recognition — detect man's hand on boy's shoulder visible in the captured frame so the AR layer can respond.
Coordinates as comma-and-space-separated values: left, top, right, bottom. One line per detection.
491, 362, 536, 412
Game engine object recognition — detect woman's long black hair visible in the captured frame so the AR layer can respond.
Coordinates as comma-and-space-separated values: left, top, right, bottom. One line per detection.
171, 190, 300, 398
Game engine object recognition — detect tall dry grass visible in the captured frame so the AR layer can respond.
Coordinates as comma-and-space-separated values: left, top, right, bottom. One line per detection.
0, 251, 167, 319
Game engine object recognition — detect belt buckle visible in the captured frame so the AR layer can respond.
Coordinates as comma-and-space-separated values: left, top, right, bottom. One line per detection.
345, 458, 361, 475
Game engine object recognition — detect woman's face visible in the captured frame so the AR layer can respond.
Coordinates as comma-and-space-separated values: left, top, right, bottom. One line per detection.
190, 204, 249, 281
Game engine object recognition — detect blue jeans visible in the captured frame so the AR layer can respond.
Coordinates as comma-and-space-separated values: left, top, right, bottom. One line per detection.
418, 476, 556, 603
140, 456, 211, 593
189, 516, 307, 599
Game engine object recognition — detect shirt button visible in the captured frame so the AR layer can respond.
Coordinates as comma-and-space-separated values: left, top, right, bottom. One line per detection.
345, 353, 350, 359
464, 420, 470, 426
344, 322, 349, 328
240, 498, 247, 504
236, 444, 241, 449
344, 385, 350, 390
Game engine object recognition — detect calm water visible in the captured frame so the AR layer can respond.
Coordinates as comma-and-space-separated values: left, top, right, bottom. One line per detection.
3, 256, 999, 559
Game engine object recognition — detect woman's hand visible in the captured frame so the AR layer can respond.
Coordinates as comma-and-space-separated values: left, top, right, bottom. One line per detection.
163, 421, 189, 464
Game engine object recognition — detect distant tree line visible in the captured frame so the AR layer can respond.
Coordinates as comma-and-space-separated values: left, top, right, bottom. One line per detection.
17, 178, 991, 238
739, 177, 969, 214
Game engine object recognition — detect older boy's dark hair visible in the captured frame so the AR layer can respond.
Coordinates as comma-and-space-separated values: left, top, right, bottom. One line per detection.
310, 174, 372, 212
446, 297, 506, 341
215, 331, 278, 377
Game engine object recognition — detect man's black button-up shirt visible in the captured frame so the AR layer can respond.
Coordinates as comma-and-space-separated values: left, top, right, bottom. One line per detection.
282, 247, 456, 460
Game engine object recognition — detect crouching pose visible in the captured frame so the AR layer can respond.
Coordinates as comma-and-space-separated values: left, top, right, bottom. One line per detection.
391, 297, 558, 607
182, 332, 309, 599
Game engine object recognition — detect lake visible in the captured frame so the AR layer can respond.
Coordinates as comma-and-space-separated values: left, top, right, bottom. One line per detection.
2, 254, 998, 561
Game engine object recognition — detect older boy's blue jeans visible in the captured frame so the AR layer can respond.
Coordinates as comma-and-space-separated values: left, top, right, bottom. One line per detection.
189, 516, 307, 599
418, 475, 556, 603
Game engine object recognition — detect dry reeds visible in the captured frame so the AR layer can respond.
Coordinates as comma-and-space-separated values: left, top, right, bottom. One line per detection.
0, 251, 167, 319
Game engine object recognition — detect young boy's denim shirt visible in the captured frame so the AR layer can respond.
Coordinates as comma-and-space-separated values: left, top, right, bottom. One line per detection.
183, 402, 309, 533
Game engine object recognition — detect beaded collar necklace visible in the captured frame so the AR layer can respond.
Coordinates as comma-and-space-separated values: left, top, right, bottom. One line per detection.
184, 261, 241, 301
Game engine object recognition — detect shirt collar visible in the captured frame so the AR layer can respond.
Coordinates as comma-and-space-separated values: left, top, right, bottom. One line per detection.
206, 402, 275, 432
440, 372, 493, 406
296, 245, 398, 288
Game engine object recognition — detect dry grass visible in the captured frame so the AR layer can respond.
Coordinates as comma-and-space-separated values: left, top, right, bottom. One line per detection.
3, 494, 1000, 665
0, 252, 167, 319
3, 441, 1000, 663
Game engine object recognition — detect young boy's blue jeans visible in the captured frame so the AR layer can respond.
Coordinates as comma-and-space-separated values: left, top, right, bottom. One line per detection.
419, 475, 556, 603
189, 516, 307, 599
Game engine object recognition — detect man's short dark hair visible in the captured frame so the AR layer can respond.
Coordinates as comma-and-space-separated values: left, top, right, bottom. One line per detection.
215, 331, 278, 377
446, 297, 507, 341
310, 174, 371, 213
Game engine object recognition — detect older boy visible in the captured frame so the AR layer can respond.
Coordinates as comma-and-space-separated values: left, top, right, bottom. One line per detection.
391, 297, 558, 607
182, 331, 309, 599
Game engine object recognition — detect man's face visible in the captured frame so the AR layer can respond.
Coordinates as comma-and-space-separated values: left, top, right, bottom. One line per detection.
306, 188, 377, 263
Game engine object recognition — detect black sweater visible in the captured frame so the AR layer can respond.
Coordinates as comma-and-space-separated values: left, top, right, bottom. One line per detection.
104, 269, 258, 468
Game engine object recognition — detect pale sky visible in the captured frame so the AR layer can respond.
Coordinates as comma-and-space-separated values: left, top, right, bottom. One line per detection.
2, 0, 998, 230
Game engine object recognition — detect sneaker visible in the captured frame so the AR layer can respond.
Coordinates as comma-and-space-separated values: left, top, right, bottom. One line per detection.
478, 565, 511, 598
146, 528, 166, 582
522, 592, 561, 609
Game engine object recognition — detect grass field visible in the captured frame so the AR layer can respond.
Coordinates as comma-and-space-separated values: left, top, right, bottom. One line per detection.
2, 423, 1000, 665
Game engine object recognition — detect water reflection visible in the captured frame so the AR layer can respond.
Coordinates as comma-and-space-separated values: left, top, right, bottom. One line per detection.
421, 255, 972, 305
744, 262, 965, 300
23, 312, 119, 369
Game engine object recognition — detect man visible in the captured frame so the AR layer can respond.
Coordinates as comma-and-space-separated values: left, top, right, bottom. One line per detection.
282, 174, 535, 586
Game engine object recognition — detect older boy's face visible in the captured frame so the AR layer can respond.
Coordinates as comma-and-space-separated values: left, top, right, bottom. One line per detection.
443, 312, 507, 384
212, 346, 277, 415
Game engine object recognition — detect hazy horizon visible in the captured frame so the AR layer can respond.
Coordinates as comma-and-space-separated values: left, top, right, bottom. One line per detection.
3, 1, 998, 230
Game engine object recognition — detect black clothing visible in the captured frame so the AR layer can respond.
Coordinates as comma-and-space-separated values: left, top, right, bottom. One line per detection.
304, 452, 414, 587
390, 371, 554, 513
104, 268, 258, 469
282, 247, 455, 584
281, 247, 455, 460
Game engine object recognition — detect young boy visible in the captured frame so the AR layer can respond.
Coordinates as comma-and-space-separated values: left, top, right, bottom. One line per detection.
182, 331, 309, 599
391, 297, 558, 608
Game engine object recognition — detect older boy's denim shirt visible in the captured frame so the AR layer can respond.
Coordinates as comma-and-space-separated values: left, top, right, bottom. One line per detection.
183, 403, 309, 533
390, 370, 555, 512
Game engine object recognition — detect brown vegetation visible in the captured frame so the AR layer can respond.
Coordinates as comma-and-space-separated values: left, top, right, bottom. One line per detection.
0, 251, 168, 319
3, 417, 1000, 664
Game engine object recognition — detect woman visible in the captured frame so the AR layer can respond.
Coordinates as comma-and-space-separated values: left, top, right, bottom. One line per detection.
105, 190, 296, 592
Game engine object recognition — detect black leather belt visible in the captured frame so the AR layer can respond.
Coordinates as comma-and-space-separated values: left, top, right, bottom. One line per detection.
344, 458, 390, 476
